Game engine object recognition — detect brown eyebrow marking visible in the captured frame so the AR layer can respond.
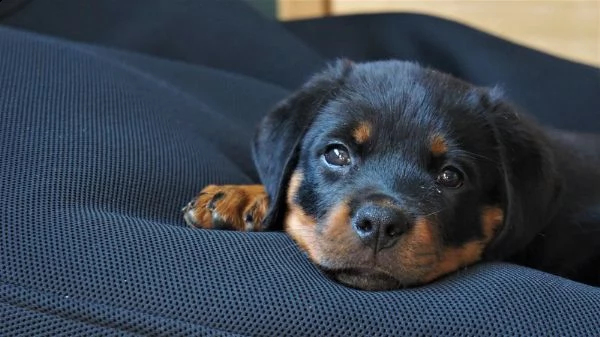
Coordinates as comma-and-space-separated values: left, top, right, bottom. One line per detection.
430, 134, 448, 156
352, 121, 372, 144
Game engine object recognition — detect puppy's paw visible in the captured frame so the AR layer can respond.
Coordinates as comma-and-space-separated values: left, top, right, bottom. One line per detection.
182, 185, 268, 231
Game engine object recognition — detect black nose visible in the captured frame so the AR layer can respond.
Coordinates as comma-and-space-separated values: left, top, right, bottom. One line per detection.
352, 204, 409, 251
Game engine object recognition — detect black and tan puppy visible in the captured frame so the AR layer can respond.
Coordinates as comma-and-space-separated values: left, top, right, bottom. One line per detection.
183, 60, 600, 290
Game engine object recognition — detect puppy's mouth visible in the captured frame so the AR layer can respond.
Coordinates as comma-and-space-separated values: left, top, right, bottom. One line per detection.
323, 267, 405, 291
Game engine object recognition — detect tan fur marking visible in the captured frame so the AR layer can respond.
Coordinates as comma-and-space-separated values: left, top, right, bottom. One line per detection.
353, 122, 372, 144
188, 184, 267, 231
320, 202, 356, 259
323, 203, 351, 239
481, 206, 504, 239
423, 241, 485, 282
285, 171, 319, 260
430, 134, 448, 156
411, 217, 435, 246
397, 217, 439, 271
422, 206, 505, 282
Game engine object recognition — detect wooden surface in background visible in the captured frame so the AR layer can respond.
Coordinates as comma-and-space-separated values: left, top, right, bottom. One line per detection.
279, 0, 329, 19
278, 0, 600, 67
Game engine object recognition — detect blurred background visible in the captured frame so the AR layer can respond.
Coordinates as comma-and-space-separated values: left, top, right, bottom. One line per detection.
245, 0, 599, 67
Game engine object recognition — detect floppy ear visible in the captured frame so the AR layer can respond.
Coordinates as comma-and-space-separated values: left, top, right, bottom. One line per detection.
252, 60, 353, 229
482, 91, 562, 260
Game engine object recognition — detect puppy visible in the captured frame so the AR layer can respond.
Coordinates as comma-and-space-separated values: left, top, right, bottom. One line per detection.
183, 60, 600, 290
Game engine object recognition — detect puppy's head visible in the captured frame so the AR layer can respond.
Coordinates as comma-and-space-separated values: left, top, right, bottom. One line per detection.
254, 60, 559, 290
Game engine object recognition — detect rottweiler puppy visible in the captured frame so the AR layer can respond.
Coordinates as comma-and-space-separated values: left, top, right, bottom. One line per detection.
183, 60, 600, 290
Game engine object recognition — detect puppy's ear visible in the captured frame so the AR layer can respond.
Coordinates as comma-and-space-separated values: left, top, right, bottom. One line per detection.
252, 59, 353, 229
481, 90, 562, 260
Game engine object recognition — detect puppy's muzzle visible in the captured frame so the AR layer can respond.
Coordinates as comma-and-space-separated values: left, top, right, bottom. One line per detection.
351, 203, 410, 251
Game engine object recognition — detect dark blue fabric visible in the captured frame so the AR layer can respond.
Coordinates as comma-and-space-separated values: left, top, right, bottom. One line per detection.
283, 14, 600, 133
1, 1, 599, 336
0, 0, 324, 89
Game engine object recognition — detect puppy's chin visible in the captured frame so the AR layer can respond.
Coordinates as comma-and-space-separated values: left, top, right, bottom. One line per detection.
324, 268, 413, 291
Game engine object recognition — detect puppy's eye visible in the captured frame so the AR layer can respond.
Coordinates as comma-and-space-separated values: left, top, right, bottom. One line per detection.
436, 167, 463, 188
323, 144, 351, 166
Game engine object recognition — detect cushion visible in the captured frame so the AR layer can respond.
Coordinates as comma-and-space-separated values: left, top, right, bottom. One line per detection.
1, 0, 599, 336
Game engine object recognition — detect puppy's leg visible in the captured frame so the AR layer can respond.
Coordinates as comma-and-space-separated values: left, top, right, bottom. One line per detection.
182, 185, 268, 231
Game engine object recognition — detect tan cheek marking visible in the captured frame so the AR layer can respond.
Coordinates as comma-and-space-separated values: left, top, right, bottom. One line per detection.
411, 217, 436, 246
481, 206, 504, 239
430, 134, 448, 156
284, 171, 319, 261
323, 202, 351, 238
423, 241, 485, 282
353, 122, 372, 144
286, 208, 318, 260
422, 206, 505, 282
397, 217, 439, 270
320, 202, 356, 258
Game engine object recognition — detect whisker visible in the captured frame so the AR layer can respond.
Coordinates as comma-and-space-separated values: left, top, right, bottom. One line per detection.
455, 149, 498, 164
421, 208, 447, 217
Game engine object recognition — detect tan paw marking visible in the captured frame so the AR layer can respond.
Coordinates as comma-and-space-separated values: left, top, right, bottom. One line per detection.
182, 185, 268, 231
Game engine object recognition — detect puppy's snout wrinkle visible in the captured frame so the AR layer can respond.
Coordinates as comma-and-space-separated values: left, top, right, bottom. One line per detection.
352, 204, 410, 251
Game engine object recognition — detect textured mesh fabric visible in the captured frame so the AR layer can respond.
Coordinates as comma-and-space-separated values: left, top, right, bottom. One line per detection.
1, 1, 600, 336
